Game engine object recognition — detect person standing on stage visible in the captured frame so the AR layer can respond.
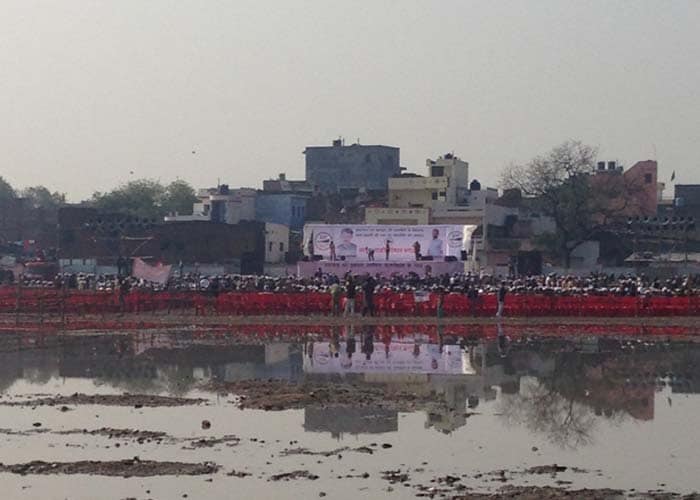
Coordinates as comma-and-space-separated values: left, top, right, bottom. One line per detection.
413, 241, 421, 261
307, 233, 315, 258
362, 274, 376, 316
344, 274, 356, 316
385, 240, 391, 261
329, 240, 336, 261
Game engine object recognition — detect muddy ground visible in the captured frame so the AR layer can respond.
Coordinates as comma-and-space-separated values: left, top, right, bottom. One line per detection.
0, 393, 207, 408
0, 459, 219, 477
212, 379, 457, 413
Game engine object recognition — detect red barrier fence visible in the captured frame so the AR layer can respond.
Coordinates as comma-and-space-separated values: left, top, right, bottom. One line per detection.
2, 287, 700, 317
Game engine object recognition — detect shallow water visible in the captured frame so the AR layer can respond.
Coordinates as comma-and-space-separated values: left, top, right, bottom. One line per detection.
0, 328, 698, 499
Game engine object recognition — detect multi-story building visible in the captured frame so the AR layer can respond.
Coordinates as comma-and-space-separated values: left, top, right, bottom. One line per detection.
304, 139, 401, 194
592, 160, 660, 218
674, 184, 700, 219
163, 184, 302, 267
255, 192, 307, 231
164, 185, 257, 225
388, 154, 469, 208
262, 173, 316, 195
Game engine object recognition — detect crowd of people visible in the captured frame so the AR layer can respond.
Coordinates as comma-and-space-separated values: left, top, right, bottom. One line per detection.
7, 270, 700, 299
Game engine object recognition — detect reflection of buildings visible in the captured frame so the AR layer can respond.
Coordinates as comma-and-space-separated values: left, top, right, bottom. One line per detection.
2, 332, 700, 440
304, 407, 397, 439
23, 334, 303, 393
303, 339, 502, 434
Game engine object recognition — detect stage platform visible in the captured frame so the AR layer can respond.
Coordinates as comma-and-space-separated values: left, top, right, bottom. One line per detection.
296, 259, 465, 277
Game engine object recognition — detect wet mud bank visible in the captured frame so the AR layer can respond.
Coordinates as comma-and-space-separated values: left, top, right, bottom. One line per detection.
0, 459, 219, 477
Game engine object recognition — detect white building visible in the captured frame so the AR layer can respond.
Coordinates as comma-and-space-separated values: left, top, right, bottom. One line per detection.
164, 185, 257, 225
388, 154, 470, 209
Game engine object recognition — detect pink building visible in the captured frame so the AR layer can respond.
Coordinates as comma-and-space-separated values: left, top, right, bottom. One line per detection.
592, 160, 659, 218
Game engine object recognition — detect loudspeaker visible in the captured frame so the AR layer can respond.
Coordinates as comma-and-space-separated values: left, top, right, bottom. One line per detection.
517, 251, 542, 276
444, 256, 457, 262
460, 250, 468, 261
421, 256, 433, 261
312, 254, 323, 262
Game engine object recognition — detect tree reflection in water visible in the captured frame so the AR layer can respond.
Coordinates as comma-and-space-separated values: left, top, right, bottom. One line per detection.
498, 377, 599, 449
495, 346, 637, 449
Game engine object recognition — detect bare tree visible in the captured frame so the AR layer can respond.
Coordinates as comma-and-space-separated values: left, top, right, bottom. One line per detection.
501, 140, 644, 268
498, 378, 597, 449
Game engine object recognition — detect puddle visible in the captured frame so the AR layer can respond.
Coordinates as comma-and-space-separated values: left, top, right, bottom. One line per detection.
0, 328, 698, 499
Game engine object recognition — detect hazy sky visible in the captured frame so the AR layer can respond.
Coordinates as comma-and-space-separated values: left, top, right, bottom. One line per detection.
1, 0, 699, 201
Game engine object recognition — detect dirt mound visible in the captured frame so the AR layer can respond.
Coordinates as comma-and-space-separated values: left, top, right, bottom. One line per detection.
2, 393, 207, 408
0, 458, 219, 477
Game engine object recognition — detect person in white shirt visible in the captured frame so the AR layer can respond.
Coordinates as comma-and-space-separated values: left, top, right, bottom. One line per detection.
428, 229, 444, 258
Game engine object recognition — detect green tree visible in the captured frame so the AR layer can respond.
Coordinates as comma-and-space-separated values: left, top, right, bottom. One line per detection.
21, 186, 66, 210
0, 176, 15, 205
91, 179, 166, 219
162, 180, 197, 216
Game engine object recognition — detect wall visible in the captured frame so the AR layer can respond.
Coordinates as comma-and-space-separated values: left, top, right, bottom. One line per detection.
264, 223, 290, 264
255, 193, 307, 230
389, 177, 448, 208
426, 156, 469, 205
305, 143, 401, 194
364, 207, 430, 225
675, 185, 700, 218
592, 160, 658, 218
218, 188, 257, 224
58, 208, 266, 273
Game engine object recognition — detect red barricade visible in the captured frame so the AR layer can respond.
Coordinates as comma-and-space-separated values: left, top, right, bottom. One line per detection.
1, 287, 700, 317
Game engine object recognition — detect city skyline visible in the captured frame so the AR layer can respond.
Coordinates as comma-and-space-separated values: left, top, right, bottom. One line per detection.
1, 0, 698, 201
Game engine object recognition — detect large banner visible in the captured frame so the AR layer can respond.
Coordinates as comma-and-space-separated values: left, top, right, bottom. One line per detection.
303, 341, 474, 375
303, 224, 477, 262
132, 258, 172, 285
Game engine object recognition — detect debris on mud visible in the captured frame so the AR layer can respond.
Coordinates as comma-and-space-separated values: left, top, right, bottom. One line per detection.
0, 458, 219, 477
524, 464, 570, 475
183, 435, 241, 449
211, 379, 450, 412
451, 486, 626, 499
227, 469, 252, 478
56, 428, 171, 442
1, 393, 207, 408
280, 446, 376, 458
381, 469, 410, 484
268, 470, 320, 481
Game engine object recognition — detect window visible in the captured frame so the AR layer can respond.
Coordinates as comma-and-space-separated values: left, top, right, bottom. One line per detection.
644, 173, 653, 184
439, 191, 446, 198
268, 242, 273, 252
431, 166, 445, 177
279, 242, 284, 252
431, 192, 438, 201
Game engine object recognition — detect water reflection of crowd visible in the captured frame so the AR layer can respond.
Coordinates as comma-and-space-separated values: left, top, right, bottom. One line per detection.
10, 271, 700, 298
1, 329, 699, 442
